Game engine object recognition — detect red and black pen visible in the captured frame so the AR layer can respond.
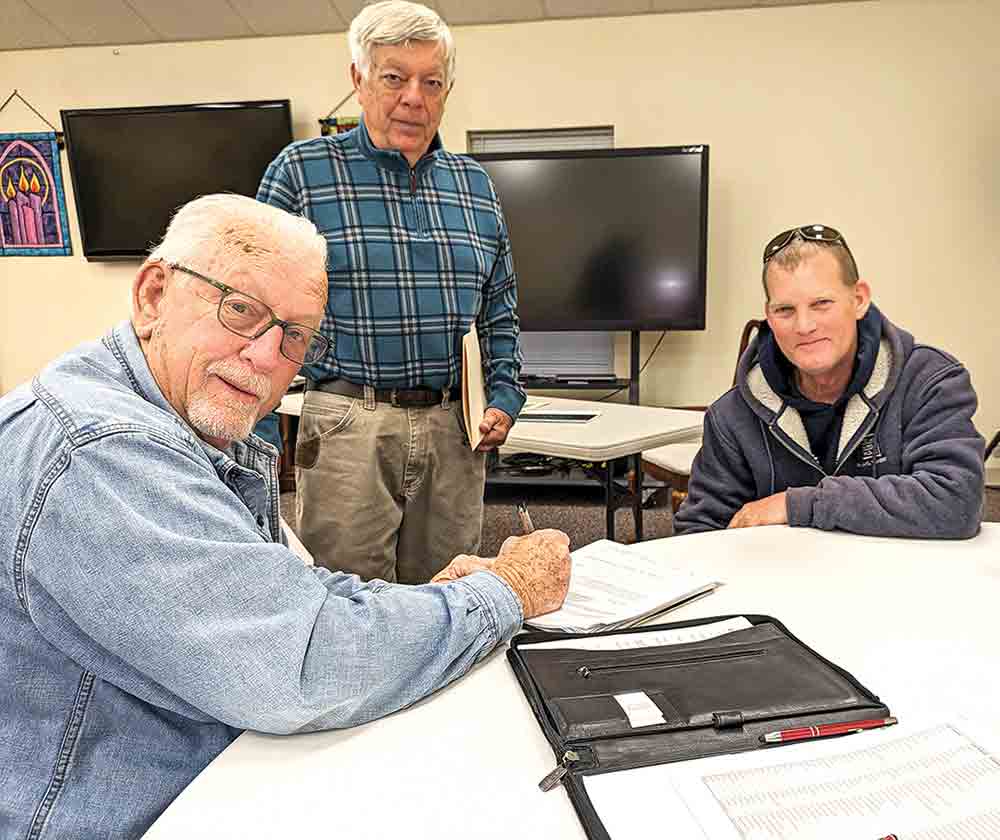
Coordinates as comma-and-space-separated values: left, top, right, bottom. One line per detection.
758, 716, 898, 744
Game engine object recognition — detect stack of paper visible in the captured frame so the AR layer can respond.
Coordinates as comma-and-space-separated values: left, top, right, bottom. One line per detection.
584, 720, 1000, 840
526, 539, 720, 633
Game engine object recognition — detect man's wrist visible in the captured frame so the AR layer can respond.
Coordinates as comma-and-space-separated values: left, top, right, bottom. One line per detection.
492, 564, 529, 614
488, 386, 526, 423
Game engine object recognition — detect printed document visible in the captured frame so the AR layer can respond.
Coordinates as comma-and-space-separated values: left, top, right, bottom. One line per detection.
583, 721, 1000, 840
525, 539, 720, 633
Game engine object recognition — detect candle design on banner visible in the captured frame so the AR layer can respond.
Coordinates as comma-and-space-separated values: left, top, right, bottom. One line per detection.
0, 132, 73, 256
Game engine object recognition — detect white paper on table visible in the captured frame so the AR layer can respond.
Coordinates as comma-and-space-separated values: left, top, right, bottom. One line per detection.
526, 538, 721, 633
583, 718, 1000, 840
521, 398, 550, 412
521, 616, 752, 652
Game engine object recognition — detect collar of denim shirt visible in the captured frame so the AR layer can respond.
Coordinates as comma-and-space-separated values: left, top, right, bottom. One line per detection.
106, 319, 278, 480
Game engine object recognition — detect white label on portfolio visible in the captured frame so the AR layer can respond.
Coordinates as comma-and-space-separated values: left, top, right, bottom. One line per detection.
614, 691, 666, 728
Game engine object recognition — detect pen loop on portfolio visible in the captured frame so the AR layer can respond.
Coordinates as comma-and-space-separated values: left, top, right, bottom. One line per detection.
759, 716, 898, 744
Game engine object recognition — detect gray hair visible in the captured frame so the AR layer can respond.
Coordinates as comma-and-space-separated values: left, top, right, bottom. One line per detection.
349, 1, 455, 86
762, 234, 859, 300
148, 194, 328, 297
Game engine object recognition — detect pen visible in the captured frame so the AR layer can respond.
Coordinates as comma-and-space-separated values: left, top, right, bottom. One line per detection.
758, 716, 898, 744
516, 502, 535, 535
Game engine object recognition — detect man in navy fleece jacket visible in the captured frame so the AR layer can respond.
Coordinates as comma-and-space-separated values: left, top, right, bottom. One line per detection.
675, 224, 984, 539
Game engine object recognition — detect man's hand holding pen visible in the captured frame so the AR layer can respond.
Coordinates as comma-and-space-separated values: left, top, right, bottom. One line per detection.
431, 529, 571, 620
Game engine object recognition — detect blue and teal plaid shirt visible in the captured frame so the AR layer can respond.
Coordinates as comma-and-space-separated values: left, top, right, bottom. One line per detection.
257, 119, 525, 421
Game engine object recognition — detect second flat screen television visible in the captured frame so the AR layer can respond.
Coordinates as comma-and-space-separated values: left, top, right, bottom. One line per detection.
473, 146, 708, 332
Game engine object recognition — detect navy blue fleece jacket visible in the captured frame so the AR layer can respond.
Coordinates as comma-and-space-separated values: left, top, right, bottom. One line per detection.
674, 311, 985, 538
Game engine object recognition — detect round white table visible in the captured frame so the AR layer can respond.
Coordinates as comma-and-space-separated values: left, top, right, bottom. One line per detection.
144, 524, 1000, 840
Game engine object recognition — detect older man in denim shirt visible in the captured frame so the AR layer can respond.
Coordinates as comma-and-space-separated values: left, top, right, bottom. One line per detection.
0, 194, 570, 839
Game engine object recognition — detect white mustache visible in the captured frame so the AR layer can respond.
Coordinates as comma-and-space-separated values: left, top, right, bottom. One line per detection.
207, 360, 269, 399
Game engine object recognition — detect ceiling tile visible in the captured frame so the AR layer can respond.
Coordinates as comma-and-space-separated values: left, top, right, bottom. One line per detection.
651, 0, 863, 10
437, 0, 545, 26
25, 0, 157, 45
125, 0, 255, 41
0, 0, 872, 52
753, 0, 866, 6
330, 0, 444, 29
651, 0, 752, 8
329, 0, 369, 24
544, 0, 652, 19
229, 0, 346, 36
0, 0, 71, 50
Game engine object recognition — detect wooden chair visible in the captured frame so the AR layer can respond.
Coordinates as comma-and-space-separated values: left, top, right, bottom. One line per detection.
986, 430, 999, 463
986, 430, 1000, 489
642, 319, 763, 513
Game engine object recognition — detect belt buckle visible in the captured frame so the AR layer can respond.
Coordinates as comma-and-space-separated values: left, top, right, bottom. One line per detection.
390, 388, 400, 408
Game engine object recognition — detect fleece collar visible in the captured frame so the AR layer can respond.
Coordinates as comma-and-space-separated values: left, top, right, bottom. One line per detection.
354, 115, 443, 176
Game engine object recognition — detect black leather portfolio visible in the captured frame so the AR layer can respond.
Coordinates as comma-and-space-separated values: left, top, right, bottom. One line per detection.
508, 614, 891, 840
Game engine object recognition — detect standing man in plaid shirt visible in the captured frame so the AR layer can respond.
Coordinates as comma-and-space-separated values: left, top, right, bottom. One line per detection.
256, 0, 525, 582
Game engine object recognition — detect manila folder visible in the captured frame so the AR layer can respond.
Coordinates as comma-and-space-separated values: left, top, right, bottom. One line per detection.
462, 323, 487, 450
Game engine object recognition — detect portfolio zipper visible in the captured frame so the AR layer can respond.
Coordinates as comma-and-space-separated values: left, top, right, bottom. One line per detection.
538, 750, 581, 792
576, 648, 765, 679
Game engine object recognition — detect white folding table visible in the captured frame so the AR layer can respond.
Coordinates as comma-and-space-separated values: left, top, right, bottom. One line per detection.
277, 392, 704, 540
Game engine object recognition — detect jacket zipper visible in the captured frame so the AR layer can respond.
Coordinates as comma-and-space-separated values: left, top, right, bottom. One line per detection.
768, 422, 826, 476
832, 408, 880, 476
768, 403, 880, 479
408, 168, 425, 236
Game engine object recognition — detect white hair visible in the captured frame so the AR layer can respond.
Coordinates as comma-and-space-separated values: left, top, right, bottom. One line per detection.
349, 1, 455, 86
148, 194, 328, 296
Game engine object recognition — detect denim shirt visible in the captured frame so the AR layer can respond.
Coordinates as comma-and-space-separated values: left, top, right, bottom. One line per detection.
0, 321, 523, 839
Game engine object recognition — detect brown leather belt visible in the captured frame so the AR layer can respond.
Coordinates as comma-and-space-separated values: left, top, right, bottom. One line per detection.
306, 379, 461, 407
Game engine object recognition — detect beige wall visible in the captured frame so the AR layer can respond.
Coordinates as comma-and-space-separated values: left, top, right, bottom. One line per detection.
0, 0, 996, 437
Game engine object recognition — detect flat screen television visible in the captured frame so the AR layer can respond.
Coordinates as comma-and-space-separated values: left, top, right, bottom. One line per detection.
473, 146, 708, 332
61, 100, 293, 260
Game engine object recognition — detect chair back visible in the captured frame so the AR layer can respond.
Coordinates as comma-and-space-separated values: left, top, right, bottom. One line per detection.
732, 319, 764, 386
986, 430, 999, 463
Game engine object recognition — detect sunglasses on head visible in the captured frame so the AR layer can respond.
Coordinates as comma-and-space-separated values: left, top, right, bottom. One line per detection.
762, 224, 858, 277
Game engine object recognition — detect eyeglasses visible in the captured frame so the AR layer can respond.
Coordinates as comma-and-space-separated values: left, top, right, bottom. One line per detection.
762, 224, 859, 277
167, 263, 330, 366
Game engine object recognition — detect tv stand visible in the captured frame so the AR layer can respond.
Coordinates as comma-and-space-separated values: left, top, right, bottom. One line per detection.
520, 376, 628, 390
494, 332, 650, 539
520, 331, 643, 405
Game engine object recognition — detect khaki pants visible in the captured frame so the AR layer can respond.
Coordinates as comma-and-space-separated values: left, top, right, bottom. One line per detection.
295, 389, 486, 584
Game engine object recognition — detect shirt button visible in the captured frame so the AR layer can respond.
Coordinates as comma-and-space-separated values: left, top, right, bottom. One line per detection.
256, 515, 266, 527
